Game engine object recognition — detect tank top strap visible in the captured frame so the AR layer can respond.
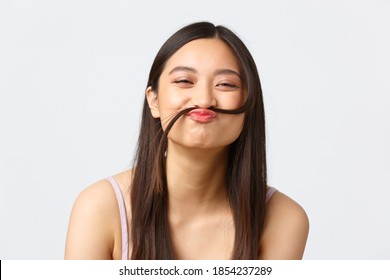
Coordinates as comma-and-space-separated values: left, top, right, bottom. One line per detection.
106, 176, 129, 260
266, 187, 278, 203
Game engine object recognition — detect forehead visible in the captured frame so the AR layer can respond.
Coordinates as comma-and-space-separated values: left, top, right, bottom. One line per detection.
162, 38, 241, 74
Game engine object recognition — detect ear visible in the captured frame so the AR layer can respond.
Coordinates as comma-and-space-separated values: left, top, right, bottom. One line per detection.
146, 86, 160, 118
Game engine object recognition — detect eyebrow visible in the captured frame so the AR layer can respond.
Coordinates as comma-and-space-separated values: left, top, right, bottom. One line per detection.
214, 69, 241, 78
168, 66, 197, 75
168, 66, 241, 78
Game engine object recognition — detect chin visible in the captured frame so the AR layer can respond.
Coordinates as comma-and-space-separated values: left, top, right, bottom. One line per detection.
167, 127, 241, 150
169, 137, 234, 151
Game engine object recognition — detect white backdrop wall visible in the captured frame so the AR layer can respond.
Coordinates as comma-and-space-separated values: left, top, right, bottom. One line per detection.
1, 0, 389, 259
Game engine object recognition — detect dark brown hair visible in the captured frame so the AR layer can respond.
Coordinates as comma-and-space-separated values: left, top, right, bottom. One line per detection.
131, 22, 267, 259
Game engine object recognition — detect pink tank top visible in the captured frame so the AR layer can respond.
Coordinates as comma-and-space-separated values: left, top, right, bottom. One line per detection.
106, 176, 278, 260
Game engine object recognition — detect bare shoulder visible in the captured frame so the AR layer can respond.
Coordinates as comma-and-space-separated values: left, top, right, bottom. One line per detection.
259, 190, 309, 260
65, 178, 121, 259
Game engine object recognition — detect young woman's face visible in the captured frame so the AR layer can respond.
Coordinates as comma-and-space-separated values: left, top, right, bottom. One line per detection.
147, 38, 246, 150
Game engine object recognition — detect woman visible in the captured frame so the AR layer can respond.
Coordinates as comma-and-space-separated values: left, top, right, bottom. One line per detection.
65, 22, 309, 260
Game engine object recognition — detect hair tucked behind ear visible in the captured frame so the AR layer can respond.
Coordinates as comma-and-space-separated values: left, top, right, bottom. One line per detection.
131, 22, 267, 259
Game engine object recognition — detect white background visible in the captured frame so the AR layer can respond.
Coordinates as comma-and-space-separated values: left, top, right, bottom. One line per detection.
1, 0, 389, 259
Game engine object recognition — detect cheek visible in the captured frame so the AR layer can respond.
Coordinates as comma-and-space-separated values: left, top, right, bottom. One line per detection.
157, 86, 190, 111
218, 114, 245, 138
218, 93, 246, 110
157, 93, 189, 129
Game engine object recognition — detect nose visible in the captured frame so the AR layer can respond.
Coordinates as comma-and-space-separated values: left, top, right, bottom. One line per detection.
191, 83, 217, 108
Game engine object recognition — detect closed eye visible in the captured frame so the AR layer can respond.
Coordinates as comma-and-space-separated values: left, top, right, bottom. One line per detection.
216, 82, 239, 88
174, 79, 193, 84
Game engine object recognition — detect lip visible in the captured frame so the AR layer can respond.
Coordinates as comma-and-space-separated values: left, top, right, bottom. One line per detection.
187, 108, 216, 123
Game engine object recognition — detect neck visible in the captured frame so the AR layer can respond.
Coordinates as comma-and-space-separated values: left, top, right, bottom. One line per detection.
165, 141, 229, 218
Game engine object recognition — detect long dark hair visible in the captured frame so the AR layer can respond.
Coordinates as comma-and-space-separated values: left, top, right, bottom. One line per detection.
131, 22, 267, 259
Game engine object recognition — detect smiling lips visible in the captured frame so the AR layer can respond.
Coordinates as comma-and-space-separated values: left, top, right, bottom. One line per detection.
187, 108, 216, 123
